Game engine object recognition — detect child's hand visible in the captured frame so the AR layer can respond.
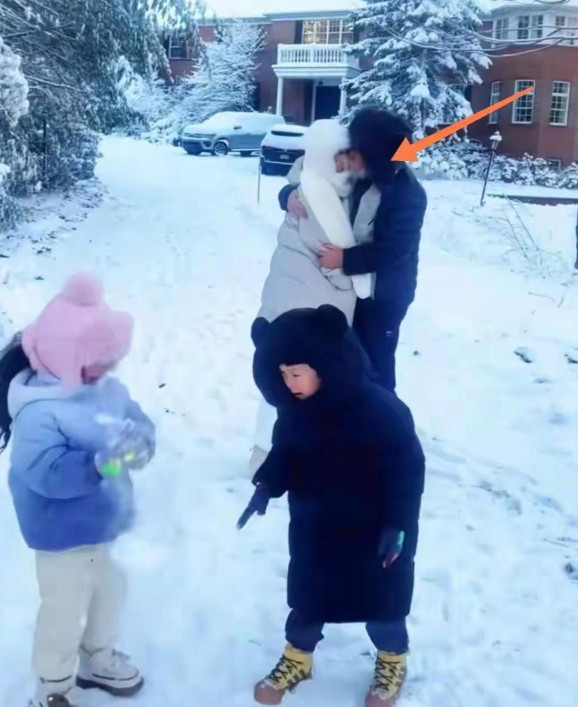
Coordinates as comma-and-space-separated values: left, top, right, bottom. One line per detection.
237, 484, 271, 530
116, 423, 155, 471
378, 527, 405, 569
95, 450, 130, 479
95, 424, 154, 478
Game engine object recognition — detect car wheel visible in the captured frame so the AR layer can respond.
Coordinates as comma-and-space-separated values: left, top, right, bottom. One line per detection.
213, 141, 229, 157
184, 145, 201, 156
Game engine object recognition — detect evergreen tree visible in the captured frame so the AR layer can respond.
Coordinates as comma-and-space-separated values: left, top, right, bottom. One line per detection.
184, 20, 265, 121
0, 0, 203, 229
347, 0, 491, 139
0, 36, 28, 128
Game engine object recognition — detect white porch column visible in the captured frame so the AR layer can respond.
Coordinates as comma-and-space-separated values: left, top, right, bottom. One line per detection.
311, 80, 318, 123
339, 81, 347, 116
276, 76, 284, 116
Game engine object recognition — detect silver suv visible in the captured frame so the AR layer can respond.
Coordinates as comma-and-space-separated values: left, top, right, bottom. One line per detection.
181, 112, 285, 157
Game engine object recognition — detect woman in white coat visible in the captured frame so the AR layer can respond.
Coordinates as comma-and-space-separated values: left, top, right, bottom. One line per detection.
250, 119, 373, 473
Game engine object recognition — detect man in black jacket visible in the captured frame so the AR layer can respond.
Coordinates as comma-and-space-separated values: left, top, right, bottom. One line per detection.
278, 109, 427, 392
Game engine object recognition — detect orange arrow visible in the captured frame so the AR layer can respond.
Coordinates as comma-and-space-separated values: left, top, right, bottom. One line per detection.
392, 86, 534, 162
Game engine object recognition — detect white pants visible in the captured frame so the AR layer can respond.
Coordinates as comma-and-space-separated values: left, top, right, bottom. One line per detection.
33, 544, 125, 692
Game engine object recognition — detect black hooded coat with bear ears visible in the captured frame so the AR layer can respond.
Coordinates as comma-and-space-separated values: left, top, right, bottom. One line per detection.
251, 305, 425, 623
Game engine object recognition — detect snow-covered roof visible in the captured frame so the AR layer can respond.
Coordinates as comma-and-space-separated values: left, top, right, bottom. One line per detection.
203, 0, 361, 20
481, 0, 578, 13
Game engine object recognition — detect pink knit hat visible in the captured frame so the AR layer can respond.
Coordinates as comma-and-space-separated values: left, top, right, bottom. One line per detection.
22, 271, 134, 388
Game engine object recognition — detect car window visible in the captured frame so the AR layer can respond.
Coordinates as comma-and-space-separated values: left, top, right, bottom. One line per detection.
202, 113, 239, 130
241, 114, 284, 132
270, 129, 306, 138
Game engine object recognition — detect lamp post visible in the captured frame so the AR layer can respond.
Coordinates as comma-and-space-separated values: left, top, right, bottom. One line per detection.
480, 130, 502, 206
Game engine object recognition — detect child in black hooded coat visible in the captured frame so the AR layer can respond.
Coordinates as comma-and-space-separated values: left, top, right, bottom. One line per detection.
239, 305, 425, 707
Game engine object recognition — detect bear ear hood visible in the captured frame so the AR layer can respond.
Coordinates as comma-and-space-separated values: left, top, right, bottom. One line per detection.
251, 317, 270, 347
251, 306, 371, 411
315, 304, 348, 337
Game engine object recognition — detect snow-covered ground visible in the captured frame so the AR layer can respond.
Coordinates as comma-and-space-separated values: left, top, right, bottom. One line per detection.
1, 137, 577, 707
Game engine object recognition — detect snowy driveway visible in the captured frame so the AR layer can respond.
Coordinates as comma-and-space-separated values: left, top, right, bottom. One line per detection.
0, 138, 577, 707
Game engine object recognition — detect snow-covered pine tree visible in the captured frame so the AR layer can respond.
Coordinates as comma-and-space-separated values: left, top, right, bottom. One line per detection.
0, 35, 28, 229
347, 0, 491, 139
0, 0, 203, 230
184, 20, 265, 122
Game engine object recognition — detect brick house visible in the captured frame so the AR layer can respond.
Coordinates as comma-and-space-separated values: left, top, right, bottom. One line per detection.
164, 6, 360, 126
469, 1, 578, 166
165, 0, 578, 165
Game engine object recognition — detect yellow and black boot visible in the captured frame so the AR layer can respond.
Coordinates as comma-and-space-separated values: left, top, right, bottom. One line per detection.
365, 652, 407, 707
254, 644, 313, 705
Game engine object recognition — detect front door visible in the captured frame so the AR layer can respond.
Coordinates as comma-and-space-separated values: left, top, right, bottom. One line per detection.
315, 85, 340, 120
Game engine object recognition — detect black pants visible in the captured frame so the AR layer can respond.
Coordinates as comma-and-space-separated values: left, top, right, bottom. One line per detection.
285, 610, 409, 654
353, 300, 401, 393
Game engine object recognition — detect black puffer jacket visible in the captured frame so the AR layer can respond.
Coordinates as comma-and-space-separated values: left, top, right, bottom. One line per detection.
252, 306, 425, 623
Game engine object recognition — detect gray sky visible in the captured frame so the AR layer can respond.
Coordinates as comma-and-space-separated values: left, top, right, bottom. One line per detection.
203, 0, 361, 18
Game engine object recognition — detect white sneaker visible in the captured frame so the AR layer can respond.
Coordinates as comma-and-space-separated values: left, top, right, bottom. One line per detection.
77, 648, 143, 697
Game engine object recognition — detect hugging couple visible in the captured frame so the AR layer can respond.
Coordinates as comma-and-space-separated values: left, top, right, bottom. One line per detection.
252, 107, 428, 470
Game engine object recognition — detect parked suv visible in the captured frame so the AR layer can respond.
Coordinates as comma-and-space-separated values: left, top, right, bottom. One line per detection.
180, 112, 284, 157
260, 124, 308, 176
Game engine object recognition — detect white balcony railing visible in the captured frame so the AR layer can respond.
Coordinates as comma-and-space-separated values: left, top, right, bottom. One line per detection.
277, 43, 357, 69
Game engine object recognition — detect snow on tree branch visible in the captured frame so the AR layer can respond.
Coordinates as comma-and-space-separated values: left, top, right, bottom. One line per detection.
0, 36, 29, 127
0, 0, 204, 231
184, 20, 265, 121
347, 0, 492, 140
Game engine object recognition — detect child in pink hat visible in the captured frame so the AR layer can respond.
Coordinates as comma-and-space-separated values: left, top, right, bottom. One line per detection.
0, 271, 155, 707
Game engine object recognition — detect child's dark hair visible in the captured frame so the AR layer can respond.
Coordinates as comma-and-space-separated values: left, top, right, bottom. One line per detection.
0, 334, 30, 453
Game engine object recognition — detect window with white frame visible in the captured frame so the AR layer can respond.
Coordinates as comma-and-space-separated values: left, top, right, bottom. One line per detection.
568, 17, 578, 46
554, 14, 578, 45
530, 15, 544, 40
512, 80, 535, 123
488, 81, 501, 124
517, 15, 530, 39
554, 15, 578, 46
302, 19, 354, 45
549, 81, 571, 125
168, 34, 188, 59
555, 15, 567, 35
327, 20, 341, 44
494, 17, 509, 40
566, 16, 576, 45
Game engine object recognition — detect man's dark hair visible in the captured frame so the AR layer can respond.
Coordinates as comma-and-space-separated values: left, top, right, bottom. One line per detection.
349, 108, 413, 185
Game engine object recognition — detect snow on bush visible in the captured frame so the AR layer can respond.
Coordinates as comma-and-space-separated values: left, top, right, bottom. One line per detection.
121, 66, 189, 143
0, 162, 22, 231
0, 37, 29, 128
126, 21, 265, 144
43, 125, 100, 189
419, 138, 578, 190
188, 21, 265, 123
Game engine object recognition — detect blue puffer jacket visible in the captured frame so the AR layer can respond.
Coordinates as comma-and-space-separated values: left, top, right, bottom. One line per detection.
8, 370, 155, 552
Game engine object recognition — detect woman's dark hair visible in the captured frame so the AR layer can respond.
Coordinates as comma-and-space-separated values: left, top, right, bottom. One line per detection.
0, 334, 30, 453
